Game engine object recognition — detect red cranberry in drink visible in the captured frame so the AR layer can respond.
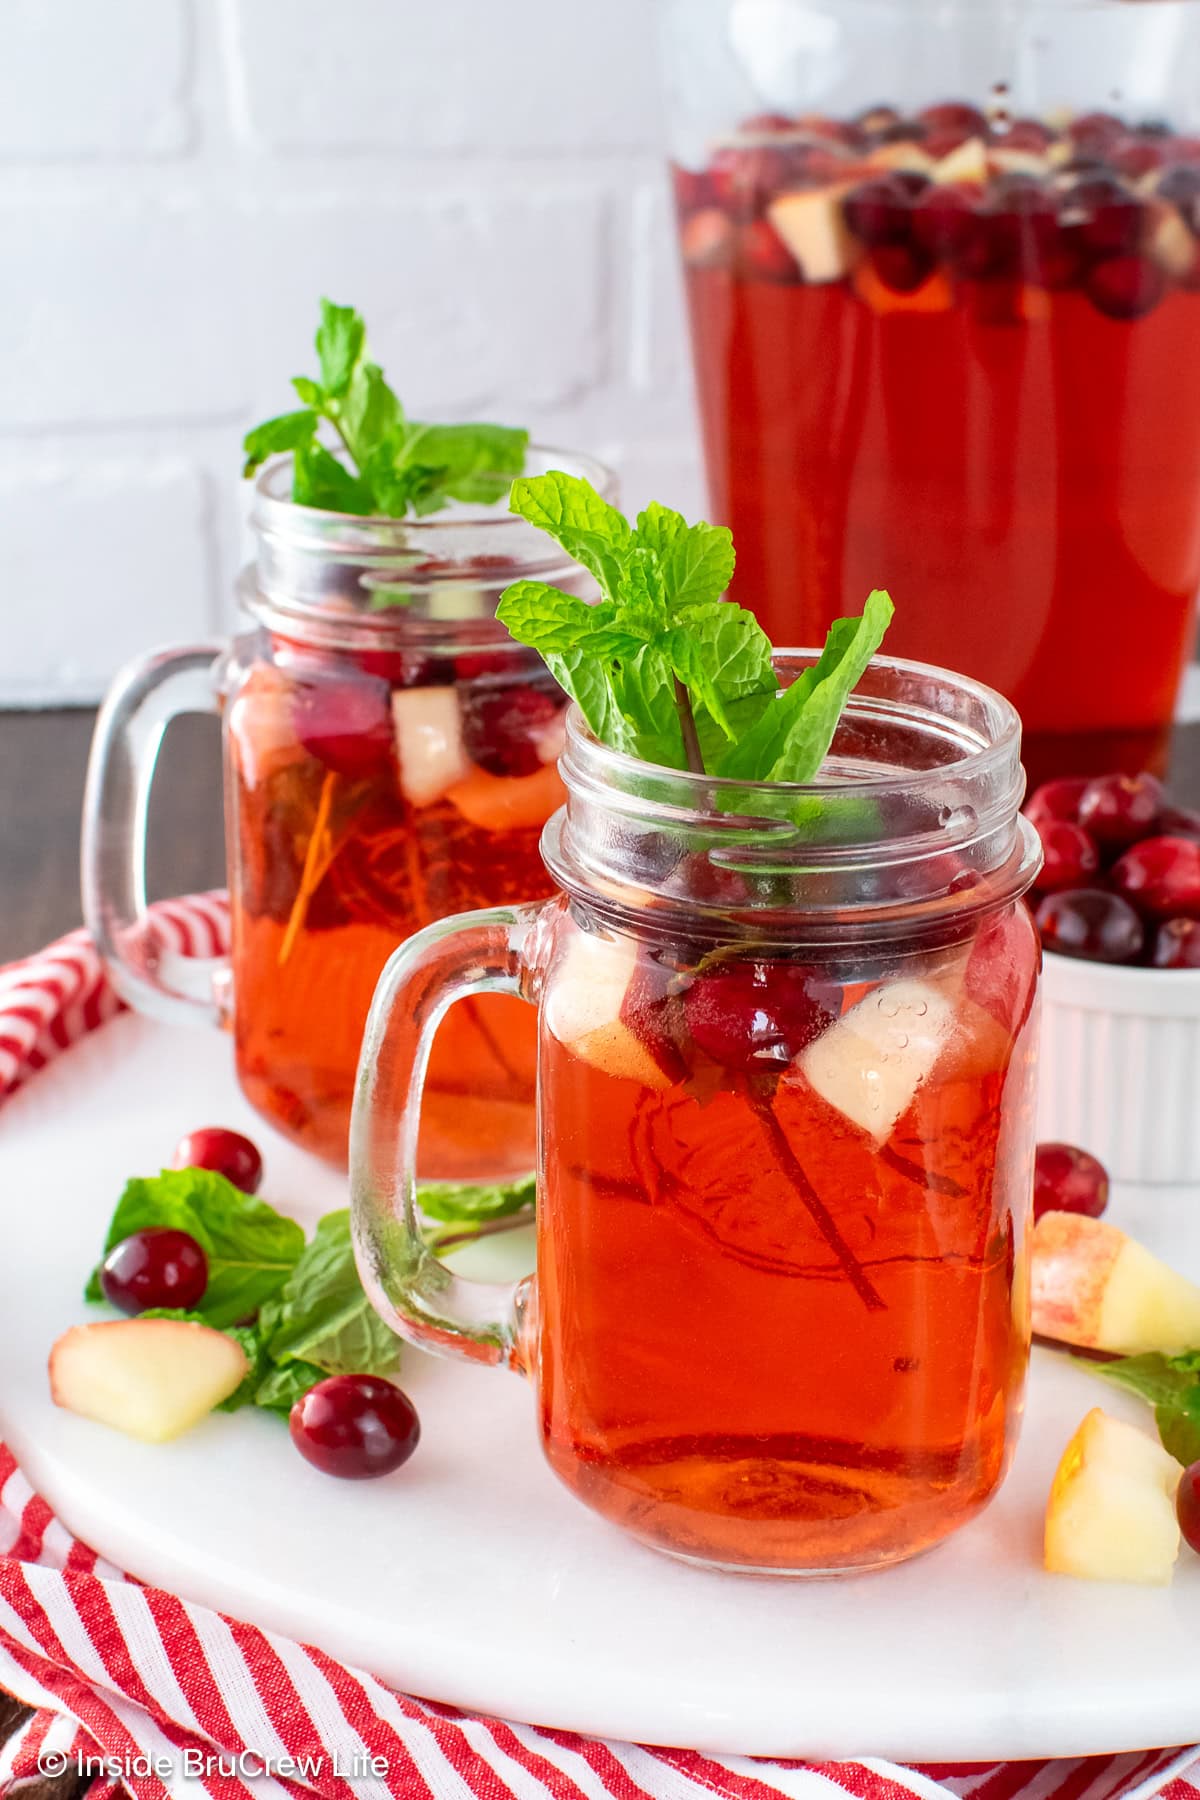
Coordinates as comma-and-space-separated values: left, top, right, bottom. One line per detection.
1077, 772, 1163, 850
1033, 820, 1100, 892
1033, 1143, 1110, 1223
738, 218, 798, 282
293, 675, 394, 779
999, 117, 1055, 154
917, 101, 989, 145
682, 208, 735, 270
711, 144, 801, 220
871, 242, 936, 294
683, 960, 836, 1073
1025, 776, 1089, 831
1110, 836, 1200, 922
1151, 917, 1200, 970
1178, 1464, 1200, 1556
1035, 888, 1145, 963
172, 1126, 263, 1194
912, 185, 982, 259
619, 958, 689, 1085
1060, 175, 1143, 257
1110, 136, 1168, 181
1069, 112, 1128, 159
1086, 253, 1165, 320
673, 166, 717, 214
100, 1228, 209, 1316
460, 683, 561, 778
290, 1375, 420, 1480
843, 178, 914, 247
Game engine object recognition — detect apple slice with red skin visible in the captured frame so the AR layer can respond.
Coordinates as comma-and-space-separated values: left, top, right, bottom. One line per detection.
49, 1319, 249, 1444
1032, 1212, 1200, 1354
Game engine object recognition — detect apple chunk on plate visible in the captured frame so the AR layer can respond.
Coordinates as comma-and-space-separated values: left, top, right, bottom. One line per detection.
545, 932, 675, 1090
50, 1319, 249, 1444
1045, 1408, 1181, 1585
1032, 1213, 1200, 1355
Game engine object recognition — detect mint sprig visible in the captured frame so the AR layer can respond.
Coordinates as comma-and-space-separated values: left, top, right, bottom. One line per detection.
243, 299, 529, 521
496, 471, 893, 781
1080, 1350, 1200, 1468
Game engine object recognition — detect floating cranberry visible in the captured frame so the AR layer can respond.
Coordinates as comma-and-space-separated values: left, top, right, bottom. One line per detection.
1025, 776, 1089, 830
354, 647, 433, 687
681, 207, 735, 270
1034, 820, 1101, 893
911, 184, 982, 258
673, 166, 717, 214
290, 1376, 420, 1480
738, 217, 799, 282
998, 118, 1055, 153
1110, 136, 1168, 181
1110, 836, 1200, 922
711, 144, 803, 219
293, 675, 394, 779
1060, 175, 1143, 258
1077, 772, 1163, 850
172, 1127, 264, 1193
843, 178, 914, 246
455, 648, 516, 682
1086, 253, 1165, 320
619, 958, 689, 1084
100, 1228, 209, 1316
870, 242, 936, 293
1151, 917, 1200, 969
460, 683, 561, 778
1033, 1143, 1110, 1223
1069, 112, 1128, 159
1178, 1464, 1200, 1556
683, 960, 836, 1072
918, 101, 989, 144
1035, 888, 1145, 963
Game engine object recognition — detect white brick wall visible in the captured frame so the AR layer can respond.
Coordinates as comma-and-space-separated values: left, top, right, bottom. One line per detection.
0, 0, 703, 706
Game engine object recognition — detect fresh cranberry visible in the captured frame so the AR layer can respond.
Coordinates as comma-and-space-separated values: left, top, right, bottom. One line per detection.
290, 1376, 420, 1480
711, 145, 803, 219
681, 207, 735, 269
1110, 836, 1200, 922
1060, 175, 1143, 257
1025, 776, 1089, 831
455, 649, 517, 682
738, 217, 799, 282
1069, 112, 1128, 159
1033, 1143, 1110, 1222
1178, 1464, 1200, 1556
293, 675, 394, 779
1151, 917, 1200, 969
354, 647, 432, 687
917, 101, 989, 144
911, 185, 983, 258
870, 242, 936, 293
459, 683, 561, 778
619, 959, 689, 1084
1034, 820, 1101, 892
683, 961, 836, 1072
843, 178, 914, 246
1035, 888, 1146, 963
1086, 253, 1165, 319
998, 118, 1055, 153
100, 1228, 209, 1316
1077, 772, 1163, 849
673, 166, 716, 213
172, 1127, 263, 1194
1110, 136, 1168, 181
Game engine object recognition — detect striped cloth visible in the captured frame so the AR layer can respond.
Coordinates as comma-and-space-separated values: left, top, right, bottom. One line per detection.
1, 900, 1198, 1800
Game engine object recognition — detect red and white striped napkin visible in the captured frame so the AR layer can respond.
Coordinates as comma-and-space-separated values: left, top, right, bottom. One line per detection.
1, 899, 1197, 1800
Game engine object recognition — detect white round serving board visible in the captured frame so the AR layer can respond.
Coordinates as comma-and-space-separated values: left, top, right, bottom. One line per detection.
3, 1011, 1200, 1762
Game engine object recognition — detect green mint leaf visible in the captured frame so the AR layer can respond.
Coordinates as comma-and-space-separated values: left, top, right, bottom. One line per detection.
544, 648, 627, 748
417, 1173, 536, 1225
86, 1171, 305, 1330
509, 471, 633, 599
1081, 1351, 1200, 1467
242, 409, 318, 479
617, 548, 669, 626
715, 591, 894, 783
253, 1360, 327, 1419
336, 362, 403, 468
291, 376, 324, 407
634, 504, 735, 612
662, 601, 774, 740
608, 647, 687, 769
315, 298, 366, 398
403, 422, 528, 504
261, 1210, 402, 1381
496, 582, 599, 654
292, 441, 376, 516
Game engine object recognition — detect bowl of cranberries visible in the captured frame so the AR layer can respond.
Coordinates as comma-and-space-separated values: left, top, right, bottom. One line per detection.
1028, 772, 1200, 1184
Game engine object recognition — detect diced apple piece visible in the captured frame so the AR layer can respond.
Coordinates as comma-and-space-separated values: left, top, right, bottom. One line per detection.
1032, 1212, 1200, 1354
932, 137, 988, 186
1044, 1408, 1181, 1585
796, 979, 954, 1141
768, 186, 862, 283
990, 148, 1050, 179
445, 760, 565, 832
391, 687, 471, 808
1146, 201, 1199, 280
227, 664, 307, 790
867, 141, 935, 176
532, 709, 567, 767
545, 932, 672, 1090
49, 1319, 248, 1445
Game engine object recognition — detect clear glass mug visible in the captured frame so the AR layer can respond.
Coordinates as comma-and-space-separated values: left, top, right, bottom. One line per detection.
82, 447, 615, 1176
351, 653, 1043, 1574
663, 0, 1200, 787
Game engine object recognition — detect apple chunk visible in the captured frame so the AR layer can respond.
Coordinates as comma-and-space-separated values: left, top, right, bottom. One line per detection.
796, 979, 953, 1141
391, 688, 470, 808
1032, 1212, 1200, 1355
1045, 1408, 1181, 1585
767, 186, 861, 283
49, 1319, 248, 1444
545, 931, 674, 1090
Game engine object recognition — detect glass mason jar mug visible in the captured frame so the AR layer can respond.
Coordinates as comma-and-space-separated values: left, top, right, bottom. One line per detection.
663, 0, 1200, 786
352, 654, 1043, 1575
82, 447, 615, 1176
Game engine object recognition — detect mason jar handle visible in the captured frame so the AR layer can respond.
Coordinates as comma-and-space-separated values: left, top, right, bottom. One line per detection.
350, 901, 548, 1371
82, 642, 230, 1026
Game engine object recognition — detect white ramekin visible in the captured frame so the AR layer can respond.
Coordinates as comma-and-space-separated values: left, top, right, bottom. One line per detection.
1037, 949, 1200, 1185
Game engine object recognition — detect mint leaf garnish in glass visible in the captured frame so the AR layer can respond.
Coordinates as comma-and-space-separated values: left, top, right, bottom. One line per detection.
243, 298, 529, 519
496, 471, 893, 779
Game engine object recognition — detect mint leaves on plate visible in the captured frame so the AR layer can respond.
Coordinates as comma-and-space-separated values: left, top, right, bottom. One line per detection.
86, 1168, 536, 1418
496, 471, 893, 782
1082, 1350, 1200, 1468
243, 299, 529, 521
